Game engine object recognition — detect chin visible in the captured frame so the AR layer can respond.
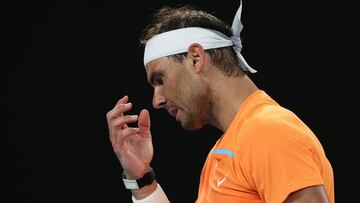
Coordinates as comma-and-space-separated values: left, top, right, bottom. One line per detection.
181, 120, 204, 131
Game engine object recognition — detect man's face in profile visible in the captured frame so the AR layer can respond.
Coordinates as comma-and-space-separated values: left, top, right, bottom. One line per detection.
145, 56, 213, 130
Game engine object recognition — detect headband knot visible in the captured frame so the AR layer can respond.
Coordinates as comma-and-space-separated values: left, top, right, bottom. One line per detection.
143, 0, 257, 73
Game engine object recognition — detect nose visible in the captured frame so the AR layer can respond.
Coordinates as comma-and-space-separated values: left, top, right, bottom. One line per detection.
152, 88, 166, 109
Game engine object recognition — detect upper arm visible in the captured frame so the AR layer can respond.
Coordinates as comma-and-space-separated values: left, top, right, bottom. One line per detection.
238, 117, 329, 202
284, 185, 330, 203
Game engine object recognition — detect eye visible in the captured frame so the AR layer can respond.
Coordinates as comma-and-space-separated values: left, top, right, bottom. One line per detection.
156, 74, 164, 85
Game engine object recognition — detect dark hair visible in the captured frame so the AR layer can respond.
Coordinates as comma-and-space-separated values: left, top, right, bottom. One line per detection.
140, 5, 245, 76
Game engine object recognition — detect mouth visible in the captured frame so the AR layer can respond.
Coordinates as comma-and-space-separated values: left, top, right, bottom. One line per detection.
168, 107, 178, 117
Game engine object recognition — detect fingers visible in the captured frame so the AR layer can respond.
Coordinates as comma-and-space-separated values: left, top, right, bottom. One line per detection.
116, 95, 128, 106
106, 102, 132, 121
112, 115, 138, 129
108, 115, 139, 143
117, 96, 128, 117
110, 95, 129, 118
106, 98, 152, 145
138, 109, 151, 137
111, 127, 140, 149
118, 127, 140, 137
107, 96, 140, 142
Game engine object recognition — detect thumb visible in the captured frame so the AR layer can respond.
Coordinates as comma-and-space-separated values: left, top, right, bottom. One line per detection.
138, 109, 151, 136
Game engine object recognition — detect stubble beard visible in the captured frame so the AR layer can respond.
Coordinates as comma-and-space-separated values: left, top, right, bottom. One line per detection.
181, 85, 214, 131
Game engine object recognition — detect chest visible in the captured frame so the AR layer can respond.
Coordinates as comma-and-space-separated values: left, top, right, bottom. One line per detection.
196, 148, 264, 203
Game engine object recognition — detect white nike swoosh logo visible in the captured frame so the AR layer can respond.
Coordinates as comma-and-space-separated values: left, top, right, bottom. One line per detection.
217, 175, 228, 187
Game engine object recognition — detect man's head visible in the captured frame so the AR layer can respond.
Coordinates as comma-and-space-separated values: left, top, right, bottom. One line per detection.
140, 5, 244, 76
141, 4, 253, 130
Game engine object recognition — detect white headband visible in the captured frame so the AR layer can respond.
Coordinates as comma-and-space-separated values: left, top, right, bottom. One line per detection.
143, 0, 257, 73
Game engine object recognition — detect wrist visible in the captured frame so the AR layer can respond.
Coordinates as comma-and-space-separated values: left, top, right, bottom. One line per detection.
132, 180, 158, 200
122, 166, 149, 180
122, 167, 156, 190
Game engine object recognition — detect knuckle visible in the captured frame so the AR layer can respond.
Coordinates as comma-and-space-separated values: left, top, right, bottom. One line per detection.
117, 104, 126, 111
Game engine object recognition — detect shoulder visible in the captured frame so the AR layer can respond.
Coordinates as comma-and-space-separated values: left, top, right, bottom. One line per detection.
246, 103, 308, 134
236, 104, 317, 157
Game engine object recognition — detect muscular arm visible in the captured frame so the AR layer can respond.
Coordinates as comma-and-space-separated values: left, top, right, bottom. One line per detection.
284, 185, 330, 203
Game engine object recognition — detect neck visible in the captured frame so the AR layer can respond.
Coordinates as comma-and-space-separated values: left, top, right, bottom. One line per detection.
208, 73, 258, 132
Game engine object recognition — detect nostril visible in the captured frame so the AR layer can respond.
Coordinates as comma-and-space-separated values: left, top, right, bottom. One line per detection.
158, 100, 166, 107
152, 88, 166, 109
153, 96, 166, 109
155, 101, 166, 109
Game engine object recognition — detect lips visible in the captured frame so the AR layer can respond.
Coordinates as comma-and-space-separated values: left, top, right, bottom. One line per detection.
168, 107, 178, 117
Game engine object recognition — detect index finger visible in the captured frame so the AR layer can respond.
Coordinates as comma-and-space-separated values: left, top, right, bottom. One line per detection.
116, 95, 128, 106
106, 95, 130, 121
116, 95, 129, 117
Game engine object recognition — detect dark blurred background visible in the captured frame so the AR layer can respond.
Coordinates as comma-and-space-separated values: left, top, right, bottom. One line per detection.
4, 0, 358, 202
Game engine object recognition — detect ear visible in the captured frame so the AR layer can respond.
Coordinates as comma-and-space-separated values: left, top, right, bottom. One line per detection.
186, 43, 205, 74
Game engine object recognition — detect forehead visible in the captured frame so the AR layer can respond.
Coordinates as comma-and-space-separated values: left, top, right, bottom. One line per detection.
145, 57, 178, 79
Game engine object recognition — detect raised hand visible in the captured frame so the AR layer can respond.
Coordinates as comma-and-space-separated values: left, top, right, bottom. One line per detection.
106, 95, 154, 179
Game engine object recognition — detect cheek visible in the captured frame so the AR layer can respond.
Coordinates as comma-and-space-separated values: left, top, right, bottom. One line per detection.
165, 86, 188, 110
167, 71, 196, 106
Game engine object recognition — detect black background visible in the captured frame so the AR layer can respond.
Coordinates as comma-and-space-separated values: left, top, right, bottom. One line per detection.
5, 0, 358, 202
